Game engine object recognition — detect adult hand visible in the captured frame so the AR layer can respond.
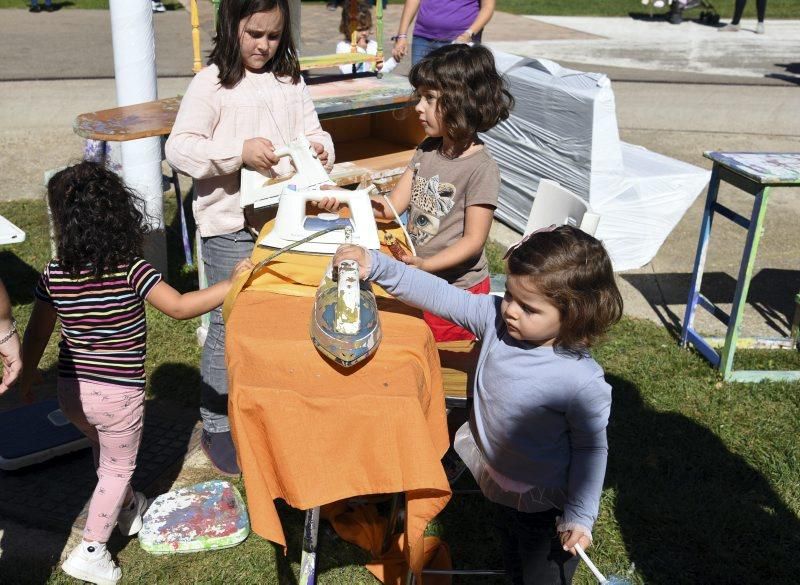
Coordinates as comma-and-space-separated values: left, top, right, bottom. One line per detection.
454, 32, 472, 44
559, 529, 592, 556
392, 37, 408, 61
333, 245, 371, 280
0, 331, 21, 395
242, 138, 280, 174
309, 141, 330, 169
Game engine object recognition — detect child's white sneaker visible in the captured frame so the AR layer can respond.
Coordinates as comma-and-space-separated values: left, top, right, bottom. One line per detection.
117, 491, 148, 536
756, 22, 765, 34
62, 541, 121, 585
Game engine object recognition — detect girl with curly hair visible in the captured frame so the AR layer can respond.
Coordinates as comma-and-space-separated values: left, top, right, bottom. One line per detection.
334, 224, 623, 585
319, 43, 513, 342
18, 161, 252, 585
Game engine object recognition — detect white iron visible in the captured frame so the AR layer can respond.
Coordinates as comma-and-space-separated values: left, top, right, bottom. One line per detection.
258, 187, 381, 254
240, 136, 335, 209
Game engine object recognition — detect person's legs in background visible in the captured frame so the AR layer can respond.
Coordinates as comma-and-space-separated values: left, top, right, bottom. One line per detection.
199, 229, 255, 476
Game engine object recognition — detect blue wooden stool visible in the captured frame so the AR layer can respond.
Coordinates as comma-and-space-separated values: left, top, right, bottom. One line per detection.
681, 152, 800, 382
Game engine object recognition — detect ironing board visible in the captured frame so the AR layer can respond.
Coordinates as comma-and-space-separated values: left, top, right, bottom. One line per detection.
681, 152, 800, 382
224, 232, 451, 582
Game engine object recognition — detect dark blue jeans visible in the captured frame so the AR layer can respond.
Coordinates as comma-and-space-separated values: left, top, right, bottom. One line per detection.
411, 33, 483, 66
492, 505, 579, 585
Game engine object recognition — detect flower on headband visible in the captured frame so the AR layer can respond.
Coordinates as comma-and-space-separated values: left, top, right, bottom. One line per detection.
503, 224, 558, 259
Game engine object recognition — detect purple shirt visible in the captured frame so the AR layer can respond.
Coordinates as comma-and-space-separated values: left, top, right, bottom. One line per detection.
414, 0, 480, 41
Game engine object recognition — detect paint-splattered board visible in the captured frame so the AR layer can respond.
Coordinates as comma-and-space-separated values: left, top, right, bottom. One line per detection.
74, 74, 413, 142
139, 480, 250, 554
704, 152, 800, 185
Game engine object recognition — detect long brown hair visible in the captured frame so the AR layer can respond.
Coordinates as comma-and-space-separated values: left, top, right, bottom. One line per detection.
409, 44, 514, 156
506, 225, 623, 355
209, 0, 300, 88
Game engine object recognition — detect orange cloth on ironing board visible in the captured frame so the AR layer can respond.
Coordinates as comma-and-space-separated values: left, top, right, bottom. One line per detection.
221, 219, 414, 320
224, 219, 450, 580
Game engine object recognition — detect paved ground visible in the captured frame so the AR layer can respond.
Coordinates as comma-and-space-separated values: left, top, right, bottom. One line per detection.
1, 1, 799, 575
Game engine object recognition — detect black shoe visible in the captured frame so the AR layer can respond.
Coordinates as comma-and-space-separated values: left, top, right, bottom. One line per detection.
201, 430, 241, 476
29, 5, 41, 12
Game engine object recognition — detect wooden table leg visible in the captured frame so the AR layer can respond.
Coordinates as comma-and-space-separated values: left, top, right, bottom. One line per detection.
299, 506, 320, 585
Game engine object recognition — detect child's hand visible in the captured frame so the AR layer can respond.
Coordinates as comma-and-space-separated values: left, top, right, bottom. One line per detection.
309, 141, 330, 169
400, 255, 428, 271
243, 138, 280, 173
333, 245, 371, 280
313, 197, 342, 213
559, 529, 592, 556
0, 333, 21, 395
230, 258, 254, 281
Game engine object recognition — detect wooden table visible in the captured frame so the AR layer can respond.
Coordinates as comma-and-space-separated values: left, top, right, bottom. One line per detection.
73, 74, 415, 142
680, 152, 800, 382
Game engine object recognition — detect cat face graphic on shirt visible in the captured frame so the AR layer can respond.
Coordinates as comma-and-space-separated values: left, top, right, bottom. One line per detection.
407, 173, 456, 246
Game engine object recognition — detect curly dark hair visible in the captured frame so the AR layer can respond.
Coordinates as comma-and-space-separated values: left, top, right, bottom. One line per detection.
209, 0, 300, 89
506, 225, 623, 355
47, 162, 149, 279
409, 44, 514, 155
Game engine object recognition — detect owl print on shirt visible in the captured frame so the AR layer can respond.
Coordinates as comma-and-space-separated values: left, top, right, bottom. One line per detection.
407, 168, 456, 247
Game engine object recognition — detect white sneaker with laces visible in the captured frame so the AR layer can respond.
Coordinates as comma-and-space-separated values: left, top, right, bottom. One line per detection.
117, 491, 148, 536
152, 1, 166, 12
62, 541, 121, 585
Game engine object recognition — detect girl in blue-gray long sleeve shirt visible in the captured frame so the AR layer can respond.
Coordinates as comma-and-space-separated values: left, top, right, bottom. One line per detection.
334, 225, 623, 585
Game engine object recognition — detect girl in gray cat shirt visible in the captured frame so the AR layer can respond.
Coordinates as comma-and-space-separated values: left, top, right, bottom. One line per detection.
334, 225, 623, 585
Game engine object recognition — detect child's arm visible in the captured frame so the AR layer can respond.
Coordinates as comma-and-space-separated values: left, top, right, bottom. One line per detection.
559, 375, 612, 553
146, 259, 253, 320
18, 299, 57, 399
314, 167, 414, 222
333, 245, 493, 338
402, 204, 494, 272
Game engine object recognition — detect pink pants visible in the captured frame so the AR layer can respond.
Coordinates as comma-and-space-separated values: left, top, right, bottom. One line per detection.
58, 378, 145, 543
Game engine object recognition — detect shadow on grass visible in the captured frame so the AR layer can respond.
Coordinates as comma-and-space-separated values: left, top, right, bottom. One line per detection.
606, 374, 800, 584
621, 268, 800, 339
0, 250, 41, 305
0, 363, 199, 584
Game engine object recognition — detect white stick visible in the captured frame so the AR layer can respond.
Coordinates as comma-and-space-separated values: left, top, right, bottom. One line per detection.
381, 194, 416, 256
575, 543, 608, 584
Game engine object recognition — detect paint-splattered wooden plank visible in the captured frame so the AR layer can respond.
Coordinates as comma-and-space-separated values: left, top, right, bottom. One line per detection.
704, 152, 800, 185
138, 480, 250, 554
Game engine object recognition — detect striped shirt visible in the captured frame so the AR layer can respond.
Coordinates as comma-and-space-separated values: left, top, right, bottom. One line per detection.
34, 258, 162, 388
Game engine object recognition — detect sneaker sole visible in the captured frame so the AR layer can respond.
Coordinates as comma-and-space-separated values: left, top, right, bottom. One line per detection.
62, 560, 120, 585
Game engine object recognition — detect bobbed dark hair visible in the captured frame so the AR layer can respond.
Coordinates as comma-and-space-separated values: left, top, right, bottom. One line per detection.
409, 44, 514, 155
339, 1, 373, 39
209, 0, 300, 88
46, 161, 149, 279
506, 225, 623, 354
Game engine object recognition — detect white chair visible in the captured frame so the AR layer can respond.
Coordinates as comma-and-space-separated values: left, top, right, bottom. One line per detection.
524, 179, 600, 236
0, 215, 25, 246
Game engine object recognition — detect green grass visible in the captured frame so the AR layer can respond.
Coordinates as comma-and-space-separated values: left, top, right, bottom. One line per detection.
2, 199, 800, 583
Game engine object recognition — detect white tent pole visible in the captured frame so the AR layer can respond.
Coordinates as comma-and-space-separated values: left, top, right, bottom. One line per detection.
109, 0, 167, 274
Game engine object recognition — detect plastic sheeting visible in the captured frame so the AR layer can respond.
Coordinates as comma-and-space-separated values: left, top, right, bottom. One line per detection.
483, 52, 710, 271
